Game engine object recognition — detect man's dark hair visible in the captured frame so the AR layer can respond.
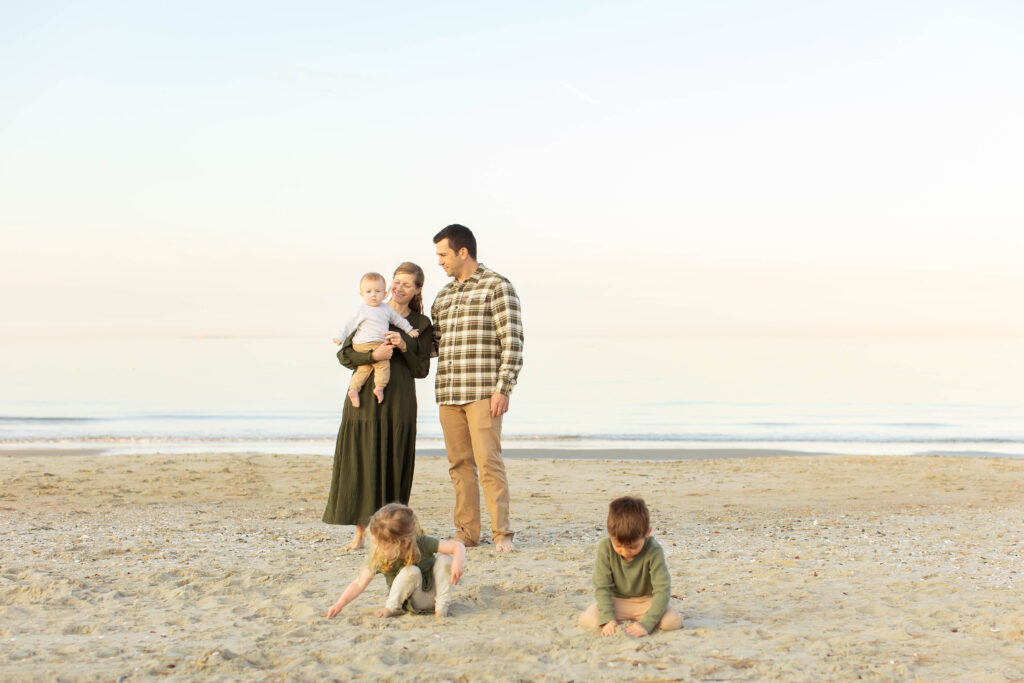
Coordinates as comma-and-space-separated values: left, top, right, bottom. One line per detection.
606, 496, 650, 544
433, 224, 477, 261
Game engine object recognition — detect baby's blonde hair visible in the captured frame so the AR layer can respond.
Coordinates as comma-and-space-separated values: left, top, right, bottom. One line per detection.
367, 503, 422, 573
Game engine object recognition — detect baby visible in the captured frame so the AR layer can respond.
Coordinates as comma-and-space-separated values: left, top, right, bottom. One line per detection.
333, 272, 419, 407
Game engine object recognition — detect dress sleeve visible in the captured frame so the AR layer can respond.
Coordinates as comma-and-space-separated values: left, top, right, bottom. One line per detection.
639, 543, 672, 633
395, 316, 433, 380
337, 331, 372, 371
593, 539, 616, 626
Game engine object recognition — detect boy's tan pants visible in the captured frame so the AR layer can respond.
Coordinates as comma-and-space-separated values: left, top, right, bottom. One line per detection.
384, 555, 454, 614
579, 596, 683, 631
349, 341, 389, 392
439, 399, 513, 546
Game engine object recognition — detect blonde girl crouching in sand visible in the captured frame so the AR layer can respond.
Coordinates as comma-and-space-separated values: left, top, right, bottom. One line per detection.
326, 503, 466, 619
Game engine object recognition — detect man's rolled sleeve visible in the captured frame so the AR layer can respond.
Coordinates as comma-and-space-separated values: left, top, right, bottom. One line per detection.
491, 280, 524, 395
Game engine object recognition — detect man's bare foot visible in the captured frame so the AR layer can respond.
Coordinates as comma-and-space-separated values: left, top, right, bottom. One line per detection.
375, 607, 402, 618
348, 390, 360, 408
373, 386, 385, 404
495, 537, 514, 552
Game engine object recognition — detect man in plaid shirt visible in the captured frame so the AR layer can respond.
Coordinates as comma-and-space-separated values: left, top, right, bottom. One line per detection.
431, 224, 524, 552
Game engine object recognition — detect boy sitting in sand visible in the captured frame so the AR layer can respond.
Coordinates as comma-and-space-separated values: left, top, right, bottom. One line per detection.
326, 503, 466, 619
333, 272, 419, 407
579, 496, 683, 637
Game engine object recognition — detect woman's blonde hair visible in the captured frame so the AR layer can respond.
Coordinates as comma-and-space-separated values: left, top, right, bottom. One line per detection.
367, 503, 422, 573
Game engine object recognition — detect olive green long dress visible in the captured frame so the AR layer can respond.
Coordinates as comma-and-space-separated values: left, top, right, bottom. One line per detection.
322, 311, 432, 527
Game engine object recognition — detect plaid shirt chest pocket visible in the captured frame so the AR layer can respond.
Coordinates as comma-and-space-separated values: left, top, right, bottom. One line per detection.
457, 290, 492, 321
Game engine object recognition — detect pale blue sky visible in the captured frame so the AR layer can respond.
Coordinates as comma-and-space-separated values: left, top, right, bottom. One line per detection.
2, 1, 1022, 337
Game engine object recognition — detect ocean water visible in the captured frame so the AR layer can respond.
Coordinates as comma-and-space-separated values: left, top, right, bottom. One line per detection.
2, 335, 1022, 458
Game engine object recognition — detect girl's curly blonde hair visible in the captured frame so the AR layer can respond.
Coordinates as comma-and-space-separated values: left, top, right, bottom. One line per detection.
367, 503, 422, 573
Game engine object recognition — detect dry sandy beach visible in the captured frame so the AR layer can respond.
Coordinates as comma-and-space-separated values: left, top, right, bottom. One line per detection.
2, 450, 1023, 681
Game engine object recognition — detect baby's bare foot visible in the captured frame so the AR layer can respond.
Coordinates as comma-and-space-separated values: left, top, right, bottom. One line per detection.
373, 386, 385, 404
348, 390, 360, 408
375, 607, 402, 618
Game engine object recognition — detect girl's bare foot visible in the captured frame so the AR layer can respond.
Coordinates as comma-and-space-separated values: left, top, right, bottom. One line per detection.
348, 390, 360, 408
375, 607, 402, 618
435, 605, 450, 619
373, 386, 385, 404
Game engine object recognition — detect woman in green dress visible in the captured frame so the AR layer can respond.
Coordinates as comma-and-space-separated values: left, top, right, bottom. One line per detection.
322, 262, 433, 550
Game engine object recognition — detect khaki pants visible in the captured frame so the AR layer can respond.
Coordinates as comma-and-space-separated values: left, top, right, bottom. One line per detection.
385, 555, 454, 614
439, 399, 513, 545
579, 596, 683, 632
350, 341, 389, 391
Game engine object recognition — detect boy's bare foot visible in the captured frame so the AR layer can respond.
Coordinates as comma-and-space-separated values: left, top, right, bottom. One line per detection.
348, 390, 360, 408
495, 537, 514, 552
373, 386, 385, 404
375, 607, 402, 618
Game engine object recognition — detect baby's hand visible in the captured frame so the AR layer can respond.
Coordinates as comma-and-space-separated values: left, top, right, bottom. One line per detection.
332, 338, 341, 346
601, 620, 618, 637
408, 329, 420, 338
624, 622, 649, 638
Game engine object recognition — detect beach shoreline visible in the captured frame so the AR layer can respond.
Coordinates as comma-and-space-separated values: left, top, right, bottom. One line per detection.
3, 451, 1023, 680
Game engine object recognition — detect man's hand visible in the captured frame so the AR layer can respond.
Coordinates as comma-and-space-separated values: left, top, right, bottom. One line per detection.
624, 622, 649, 638
601, 620, 618, 637
490, 392, 509, 418
371, 343, 394, 361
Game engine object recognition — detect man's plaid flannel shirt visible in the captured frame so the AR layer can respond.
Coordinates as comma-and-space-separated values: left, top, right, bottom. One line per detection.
431, 263, 524, 406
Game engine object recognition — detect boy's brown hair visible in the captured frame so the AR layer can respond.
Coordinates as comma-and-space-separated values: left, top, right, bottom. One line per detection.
606, 496, 650, 544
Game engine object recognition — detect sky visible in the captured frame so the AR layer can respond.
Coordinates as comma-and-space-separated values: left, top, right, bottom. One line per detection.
2, 0, 1023, 339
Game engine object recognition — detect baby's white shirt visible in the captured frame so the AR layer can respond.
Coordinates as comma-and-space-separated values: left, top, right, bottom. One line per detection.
337, 304, 414, 344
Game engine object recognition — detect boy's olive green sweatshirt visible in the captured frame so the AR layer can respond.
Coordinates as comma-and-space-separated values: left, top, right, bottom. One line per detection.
592, 536, 671, 633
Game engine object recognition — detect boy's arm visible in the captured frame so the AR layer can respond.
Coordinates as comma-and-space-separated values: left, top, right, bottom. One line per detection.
593, 541, 617, 627
637, 546, 672, 634
387, 307, 417, 335
437, 539, 466, 585
336, 309, 362, 345
326, 569, 374, 618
